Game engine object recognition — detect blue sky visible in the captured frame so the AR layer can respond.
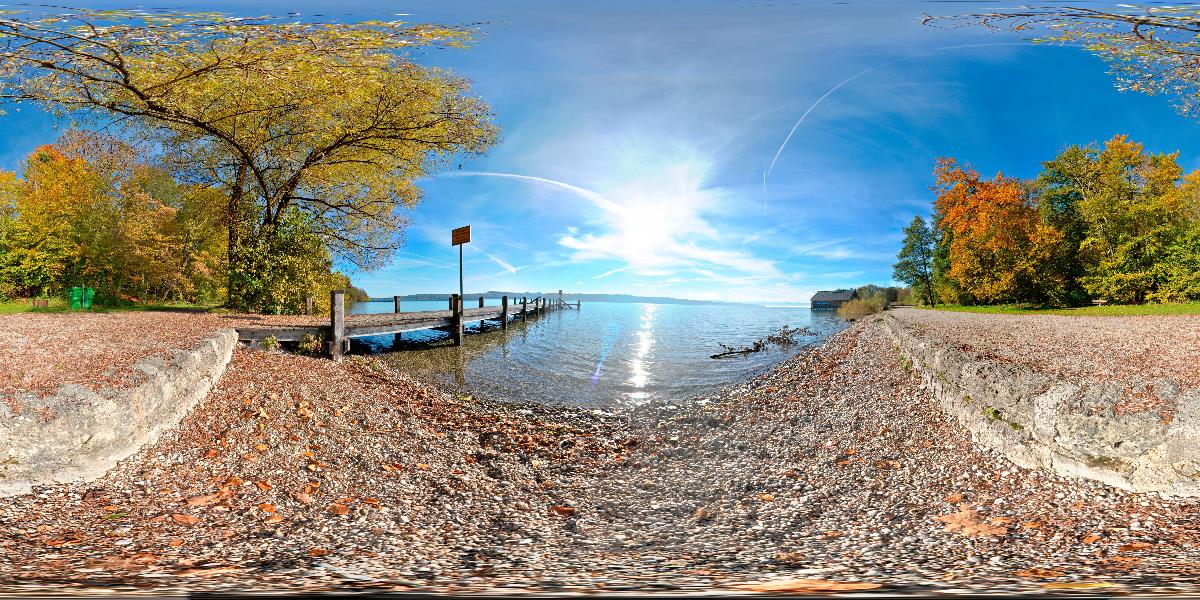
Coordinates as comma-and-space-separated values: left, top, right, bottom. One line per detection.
3, 1, 1200, 302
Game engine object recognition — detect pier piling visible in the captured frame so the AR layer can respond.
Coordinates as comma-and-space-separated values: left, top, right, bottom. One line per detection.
329, 290, 346, 361
451, 294, 464, 346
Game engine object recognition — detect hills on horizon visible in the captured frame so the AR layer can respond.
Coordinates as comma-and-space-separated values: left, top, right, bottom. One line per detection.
365, 291, 751, 306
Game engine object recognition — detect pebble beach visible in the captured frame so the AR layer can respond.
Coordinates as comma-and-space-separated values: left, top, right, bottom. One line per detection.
0, 311, 1198, 594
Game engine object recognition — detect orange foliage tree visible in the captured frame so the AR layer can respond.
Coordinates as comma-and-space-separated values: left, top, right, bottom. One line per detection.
932, 158, 1066, 304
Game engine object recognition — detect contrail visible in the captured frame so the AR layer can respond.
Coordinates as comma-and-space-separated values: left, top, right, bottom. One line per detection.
763, 42, 1033, 192
438, 171, 627, 216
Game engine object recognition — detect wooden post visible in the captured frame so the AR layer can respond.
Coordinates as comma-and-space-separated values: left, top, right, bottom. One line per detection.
559, 289, 563, 309
478, 295, 485, 308
522, 297, 528, 321
305, 294, 313, 316
329, 290, 346, 361
451, 294, 463, 346
449, 296, 454, 311
393, 295, 402, 346
501, 295, 509, 330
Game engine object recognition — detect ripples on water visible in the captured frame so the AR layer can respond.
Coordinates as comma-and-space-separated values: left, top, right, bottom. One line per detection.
350, 300, 846, 407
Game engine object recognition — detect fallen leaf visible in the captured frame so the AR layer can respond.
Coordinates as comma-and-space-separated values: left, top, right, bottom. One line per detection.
935, 507, 1008, 537
1083, 533, 1102, 544
254, 481, 272, 492
740, 578, 881, 593
1118, 542, 1153, 552
328, 503, 350, 516
1044, 582, 1116, 590
168, 539, 184, 547
257, 503, 276, 514
551, 505, 576, 517
255, 443, 269, 452
1016, 568, 1064, 578
308, 548, 329, 557
758, 493, 775, 502
264, 514, 285, 524
1022, 521, 1043, 529
362, 498, 380, 506
945, 492, 963, 504
171, 513, 201, 525
1105, 556, 1142, 568
128, 552, 159, 565
415, 463, 430, 470
294, 492, 314, 505
186, 494, 219, 507
176, 566, 241, 577
844, 448, 857, 456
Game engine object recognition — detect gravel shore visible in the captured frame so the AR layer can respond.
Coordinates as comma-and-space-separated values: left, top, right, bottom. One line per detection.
0, 315, 1198, 594
887, 308, 1200, 388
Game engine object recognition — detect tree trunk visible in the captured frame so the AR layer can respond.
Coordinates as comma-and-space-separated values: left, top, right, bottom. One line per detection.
225, 165, 247, 309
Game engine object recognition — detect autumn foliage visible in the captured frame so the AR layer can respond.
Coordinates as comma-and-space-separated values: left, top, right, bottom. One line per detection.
919, 136, 1200, 306
932, 158, 1064, 304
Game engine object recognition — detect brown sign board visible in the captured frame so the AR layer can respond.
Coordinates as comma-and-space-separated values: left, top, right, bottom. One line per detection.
451, 225, 471, 246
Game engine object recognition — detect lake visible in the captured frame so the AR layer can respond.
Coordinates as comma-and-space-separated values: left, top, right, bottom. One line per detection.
349, 300, 845, 407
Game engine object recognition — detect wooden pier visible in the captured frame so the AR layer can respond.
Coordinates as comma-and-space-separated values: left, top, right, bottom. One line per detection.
237, 291, 581, 360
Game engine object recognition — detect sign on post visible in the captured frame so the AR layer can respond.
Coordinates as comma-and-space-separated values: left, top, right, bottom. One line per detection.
451, 225, 470, 304
451, 225, 471, 246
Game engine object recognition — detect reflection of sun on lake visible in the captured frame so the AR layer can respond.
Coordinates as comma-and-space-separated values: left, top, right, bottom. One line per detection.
352, 300, 845, 407
627, 304, 657, 400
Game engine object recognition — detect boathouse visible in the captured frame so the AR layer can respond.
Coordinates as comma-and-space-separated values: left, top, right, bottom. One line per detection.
810, 289, 856, 310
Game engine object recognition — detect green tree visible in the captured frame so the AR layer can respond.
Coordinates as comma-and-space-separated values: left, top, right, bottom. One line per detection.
0, 10, 498, 311
892, 216, 937, 306
1039, 136, 1186, 303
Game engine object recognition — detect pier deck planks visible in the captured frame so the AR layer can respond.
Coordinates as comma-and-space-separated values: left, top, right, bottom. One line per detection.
236, 300, 572, 343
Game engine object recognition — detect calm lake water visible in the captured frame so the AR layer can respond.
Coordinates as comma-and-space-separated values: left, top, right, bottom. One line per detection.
349, 300, 845, 407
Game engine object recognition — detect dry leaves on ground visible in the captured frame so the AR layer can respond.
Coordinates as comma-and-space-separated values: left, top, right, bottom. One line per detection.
934, 506, 1009, 536
740, 578, 882, 593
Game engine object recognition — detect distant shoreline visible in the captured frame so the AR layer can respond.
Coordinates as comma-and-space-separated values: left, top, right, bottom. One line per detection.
364, 293, 763, 307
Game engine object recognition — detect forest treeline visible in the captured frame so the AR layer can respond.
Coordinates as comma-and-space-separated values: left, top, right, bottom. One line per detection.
895, 135, 1200, 306
0, 132, 366, 313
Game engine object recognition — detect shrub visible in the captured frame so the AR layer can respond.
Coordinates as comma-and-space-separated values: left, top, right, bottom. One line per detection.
261, 335, 280, 351
837, 296, 886, 320
297, 332, 324, 354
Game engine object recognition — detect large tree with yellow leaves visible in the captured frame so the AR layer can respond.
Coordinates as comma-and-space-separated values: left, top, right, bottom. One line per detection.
0, 10, 498, 310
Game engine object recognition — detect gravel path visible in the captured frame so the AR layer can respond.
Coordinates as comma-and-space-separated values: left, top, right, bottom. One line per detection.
0, 311, 297, 401
887, 307, 1200, 388
0, 317, 1198, 594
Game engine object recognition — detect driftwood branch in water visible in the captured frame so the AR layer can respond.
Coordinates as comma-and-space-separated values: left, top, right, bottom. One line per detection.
710, 325, 815, 359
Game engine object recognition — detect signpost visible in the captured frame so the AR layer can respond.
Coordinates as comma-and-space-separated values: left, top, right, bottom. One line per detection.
451, 225, 471, 301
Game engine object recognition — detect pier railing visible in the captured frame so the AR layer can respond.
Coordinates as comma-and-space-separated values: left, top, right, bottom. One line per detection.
236, 290, 581, 360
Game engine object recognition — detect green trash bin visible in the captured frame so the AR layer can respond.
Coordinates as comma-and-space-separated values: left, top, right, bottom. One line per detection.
69, 286, 83, 310
83, 287, 94, 310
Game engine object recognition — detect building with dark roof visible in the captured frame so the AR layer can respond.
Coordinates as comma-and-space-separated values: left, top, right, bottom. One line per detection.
810, 289, 857, 310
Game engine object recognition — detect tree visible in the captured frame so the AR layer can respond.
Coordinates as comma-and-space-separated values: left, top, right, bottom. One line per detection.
932, 158, 1066, 305
0, 130, 233, 304
924, 6, 1200, 119
0, 10, 498, 311
1038, 136, 1186, 303
893, 216, 937, 306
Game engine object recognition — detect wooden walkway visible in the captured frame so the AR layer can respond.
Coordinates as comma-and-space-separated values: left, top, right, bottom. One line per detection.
236, 292, 579, 360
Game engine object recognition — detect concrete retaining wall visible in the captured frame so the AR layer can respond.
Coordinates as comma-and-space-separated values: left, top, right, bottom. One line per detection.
884, 315, 1200, 497
0, 329, 238, 496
